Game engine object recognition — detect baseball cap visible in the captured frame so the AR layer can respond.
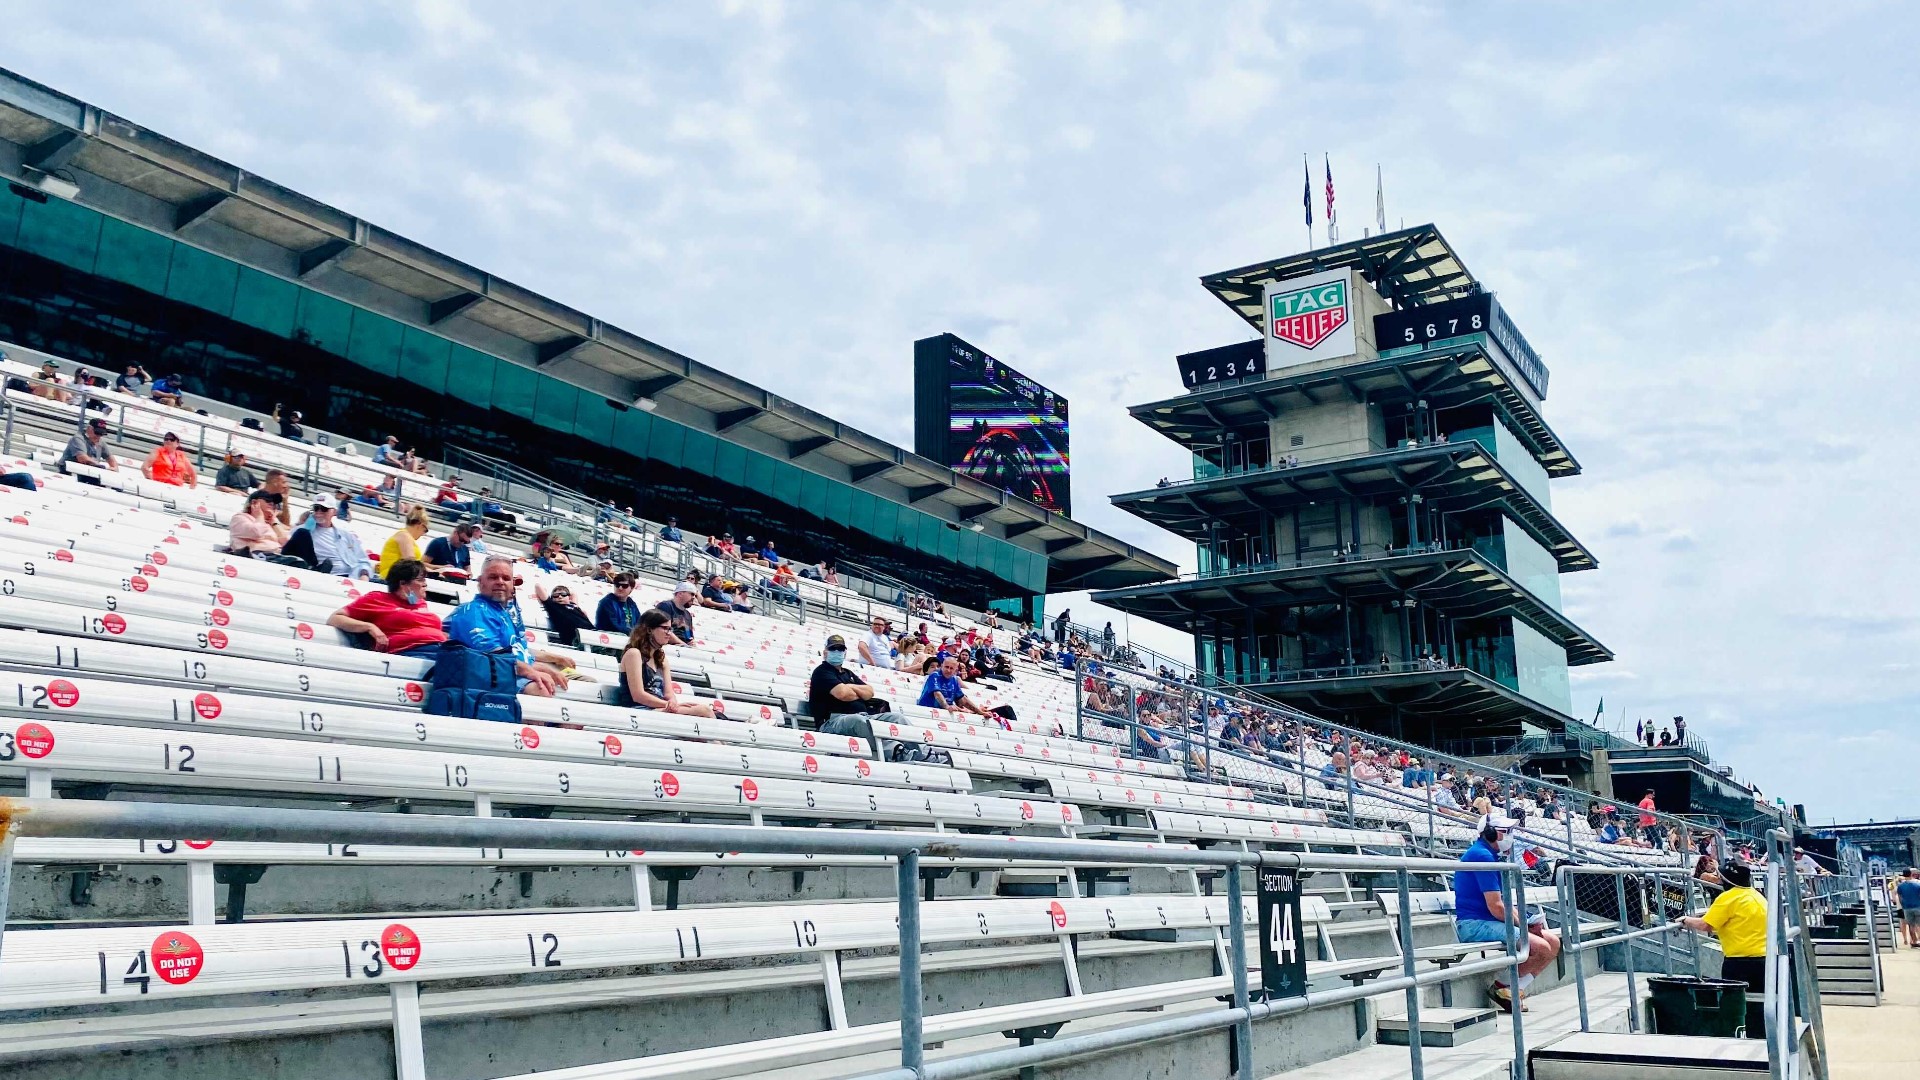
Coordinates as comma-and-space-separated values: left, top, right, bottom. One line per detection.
825, 634, 847, 649
674, 582, 695, 596
312, 499, 334, 512
1479, 813, 1519, 832
87, 417, 108, 431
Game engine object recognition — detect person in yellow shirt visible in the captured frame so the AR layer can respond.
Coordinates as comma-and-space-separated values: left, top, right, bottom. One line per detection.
378, 506, 431, 580
1681, 860, 1768, 992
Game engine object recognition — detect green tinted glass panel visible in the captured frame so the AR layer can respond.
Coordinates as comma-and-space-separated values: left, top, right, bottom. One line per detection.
612, 406, 653, 454
740, 450, 770, 495
956, 529, 979, 568
798, 472, 830, 518
230, 267, 298, 338
573, 394, 616, 445
769, 460, 800, 505
14, 195, 101, 270
679, 429, 717, 476
986, 541, 1012, 582
398, 328, 451, 395
293, 289, 353, 355
0, 194, 21, 248
164, 243, 239, 317
912, 511, 938, 554
533, 377, 578, 432
646, 415, 685, 466
490, 362, 537, 419
848, 490, 876, 536
937, 523, 960, 562
867, 499, 898, 543
824, 482, 852, 526
446, 347, 496, 409
346, 312, 404, 377
712, 440, 747, 487
93, 217, 174, 295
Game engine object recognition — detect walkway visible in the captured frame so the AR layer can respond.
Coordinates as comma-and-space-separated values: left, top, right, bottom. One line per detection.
1825, 941, 1920, 1079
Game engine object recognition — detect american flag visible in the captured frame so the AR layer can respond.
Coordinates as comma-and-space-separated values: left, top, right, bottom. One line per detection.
1324, 154, 1337, 242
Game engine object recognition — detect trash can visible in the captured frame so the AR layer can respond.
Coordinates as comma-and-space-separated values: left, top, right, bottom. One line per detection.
1827, 913, 1859, 938
1647, 975, 1747, 1038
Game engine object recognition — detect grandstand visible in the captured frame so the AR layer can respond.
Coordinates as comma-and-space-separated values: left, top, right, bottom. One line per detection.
0, 66, 1852, 1080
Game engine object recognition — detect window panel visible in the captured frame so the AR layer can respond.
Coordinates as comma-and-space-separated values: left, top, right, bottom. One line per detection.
573, 394, 617, 446
230, 267, 299, 338
490, 361, 537, 419
0, 193, 21, 249
446, 346, 496, 409
743, 449, 774, 496
712, 440, 747, 487
613, 406, 654, 455
798, 471, 831, 518
398, 328, 452, 395
937, 522, 960, 562
956, 528, 979, 568
534, 376, 579, 432
14, 195, 102, 271
848, 489, 876, 536
824, 481, 852, 526
866, 498, 898, 543
293, 289, 354, 355
769, 460, 801, 506
164, 243, 240, 318
647, 414, 686, 466
93, 217, 174, 295
346, 312, 404, 378
679, 429, 717, 476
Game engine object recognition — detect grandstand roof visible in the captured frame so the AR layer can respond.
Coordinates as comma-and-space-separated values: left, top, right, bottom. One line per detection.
0, 67, 1174, 592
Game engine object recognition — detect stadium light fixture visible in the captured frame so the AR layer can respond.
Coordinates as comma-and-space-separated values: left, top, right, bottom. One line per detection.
633, 395, 658, 412
968, 520, 986, 533
12, 166, 80, 202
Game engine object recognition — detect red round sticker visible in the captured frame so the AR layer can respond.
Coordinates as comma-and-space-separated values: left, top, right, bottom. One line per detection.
150, 552, 168, 566
162, 534, 180, 545
208, 608, 230, 626
183, 840, 215, 850
101, 613, 127, 635
1060, 805, 1074, 822
151, 930, 204, 985
1153, 792, 1164, 804
221, 565, 237, 578
1012, 744, 1024, 756
1040, 748, 1051, 759
741, 778, 760, 802
802, 755, 819, 774
855, 759, 871, 778
1020, 801, 1035, 820
206, 629, 228, 649
139, 565, 158, 578
130, 576, 149, 593
937, 721, 949, 732
759, 705, 773, 720
193, 693, 221, 720
296, 623, 313, 640
887, 724, 900, 737
1049, 901, 1068, 930
45, 679, 79, 709
53, 549, 73, 562
603, 735, 622, 756
659, 772, 680, 797
403, 682, 425, 704
519, 727, 541, 750
380, 923, 422, 971
7, 515, 24, 525
847, 737, 862, 753
800, 732, 816, 748
286, 578, 301, 590
16, 722, 55, 758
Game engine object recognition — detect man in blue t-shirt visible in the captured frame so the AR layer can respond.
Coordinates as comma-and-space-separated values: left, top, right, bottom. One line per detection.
1452, 814, 1559, 1012
1896, 868, 1920, 948
917, 656, 985, 715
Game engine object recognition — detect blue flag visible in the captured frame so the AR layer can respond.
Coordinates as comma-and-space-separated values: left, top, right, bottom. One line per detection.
1303, 158, 1313, 228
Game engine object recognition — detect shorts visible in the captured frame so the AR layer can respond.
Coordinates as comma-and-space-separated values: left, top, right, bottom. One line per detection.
515, 677, 532, 693
1455, 918, 1515, 944
1902, 909, 1920, 927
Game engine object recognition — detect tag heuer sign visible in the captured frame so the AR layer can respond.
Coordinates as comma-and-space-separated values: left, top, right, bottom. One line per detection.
1270, 278, 1348, 349
1261, 267, 1358, 371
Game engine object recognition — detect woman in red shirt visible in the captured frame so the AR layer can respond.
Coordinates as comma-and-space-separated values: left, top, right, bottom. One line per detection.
325, 559, 446, 658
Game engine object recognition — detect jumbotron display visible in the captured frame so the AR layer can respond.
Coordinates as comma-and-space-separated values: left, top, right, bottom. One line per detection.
914, 333, 1071, 515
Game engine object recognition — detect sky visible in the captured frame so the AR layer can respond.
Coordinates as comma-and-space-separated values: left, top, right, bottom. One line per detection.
7, 2, 1917, 821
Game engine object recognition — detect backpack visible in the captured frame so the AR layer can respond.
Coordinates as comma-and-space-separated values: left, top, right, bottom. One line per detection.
424, 642, 522, 724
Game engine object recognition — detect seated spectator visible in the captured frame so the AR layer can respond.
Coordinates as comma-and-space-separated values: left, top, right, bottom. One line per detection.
142, 432, 199, 488
228, 490, 291, 556
759, 538, 781, 565
1596, 817, 1625, 845
115, 363, 150, 395
616, 610, 714, 716
821, 561, 838, 586
729, 583, 754, 612
147, 373, 186, 407
658, 516, 683, 543
766, 561, 800, 603
326, 559, 446, 658
30, 360, 73, 404
1319, 751, 1350, 787
258, 469, 293, 526
894, 634, 928, 673
534, 581, 597, 648
213, 451, 256, 494
738, 535, 767, 566
352, 484, 388, 510
424, 522, 479, 578
442, 555, 568, 697
704, 535, 725, 558
0, 470, 37, 492
475, 487, 516, 526
857, 616, 895, 671
697, 573, 734, 611
272, 402, 303, 439
595, 573, 643, 633
283, 500, 373, 580
655, 582, 698, 644
807, 635, 890, 753
1134, 713, 1175, 762
433, 477, 468, 512
378, 507, 432, 580
59, 417, 116, 483
918, 656, 986, 715
372, 435, 403, 468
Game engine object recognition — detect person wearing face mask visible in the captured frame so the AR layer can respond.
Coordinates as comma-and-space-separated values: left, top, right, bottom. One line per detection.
807, 635, 891, 755
325, 559, 447, 658
1451, 814, 1559, 1013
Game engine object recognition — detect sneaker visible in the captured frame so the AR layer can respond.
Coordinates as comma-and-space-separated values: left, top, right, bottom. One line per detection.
1487, 984, 1514, 1013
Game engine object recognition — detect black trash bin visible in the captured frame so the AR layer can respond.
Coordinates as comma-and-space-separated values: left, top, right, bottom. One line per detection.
1827, 913, 1859, 938
1647, 975, 1747, 1038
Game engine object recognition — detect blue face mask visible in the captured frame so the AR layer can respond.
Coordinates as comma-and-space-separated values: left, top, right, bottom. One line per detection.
825, 649, 846, 666
400, 590, 424, 607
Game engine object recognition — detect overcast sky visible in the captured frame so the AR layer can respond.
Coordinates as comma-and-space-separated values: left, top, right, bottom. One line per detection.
10, 2, 1916, 821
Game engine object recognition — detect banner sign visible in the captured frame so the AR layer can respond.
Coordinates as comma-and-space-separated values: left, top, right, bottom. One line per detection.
1262, 267, 1357, 372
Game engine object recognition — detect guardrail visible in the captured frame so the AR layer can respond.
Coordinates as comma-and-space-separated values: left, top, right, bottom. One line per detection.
0, 798, 1530, 1080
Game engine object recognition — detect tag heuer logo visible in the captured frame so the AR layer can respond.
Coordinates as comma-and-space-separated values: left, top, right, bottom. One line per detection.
1270, 280, 1349, 349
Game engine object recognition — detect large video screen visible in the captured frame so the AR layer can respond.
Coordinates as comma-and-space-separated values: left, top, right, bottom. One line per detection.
914, 333, 1071, 515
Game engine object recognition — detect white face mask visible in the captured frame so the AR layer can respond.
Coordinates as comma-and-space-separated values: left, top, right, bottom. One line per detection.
1495, 833, 1515, 854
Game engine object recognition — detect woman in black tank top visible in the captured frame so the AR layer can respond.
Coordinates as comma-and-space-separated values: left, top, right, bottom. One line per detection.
618, 609, 714, 717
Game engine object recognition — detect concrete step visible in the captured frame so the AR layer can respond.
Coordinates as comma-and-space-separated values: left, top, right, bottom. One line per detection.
1375, 1006, 1497, 1047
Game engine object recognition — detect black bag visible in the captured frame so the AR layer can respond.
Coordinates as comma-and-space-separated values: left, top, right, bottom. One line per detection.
425, 642, 522, 724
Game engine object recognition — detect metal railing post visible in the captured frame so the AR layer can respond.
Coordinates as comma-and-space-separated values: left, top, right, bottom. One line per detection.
1615, 873, 1638, 1031
0, 829, 15, 971
1503, 863, 1527, 1080
1396, 867, 1426, 1080
897, 848, 924, 1075
1073, 664, 1084, 741
1227, 860, 1253, 1080
1562, 868, 1590, 1031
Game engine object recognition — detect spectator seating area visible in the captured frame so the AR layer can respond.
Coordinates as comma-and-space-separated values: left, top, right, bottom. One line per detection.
0, 349, 1697, 1080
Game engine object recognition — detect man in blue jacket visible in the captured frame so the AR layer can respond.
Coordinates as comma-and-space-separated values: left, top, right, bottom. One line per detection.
443, 555, 564, 696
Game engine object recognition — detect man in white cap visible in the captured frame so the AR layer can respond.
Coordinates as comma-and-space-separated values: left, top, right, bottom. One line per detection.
1451, 813, 1559, 1012
654, 581, 699, 645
